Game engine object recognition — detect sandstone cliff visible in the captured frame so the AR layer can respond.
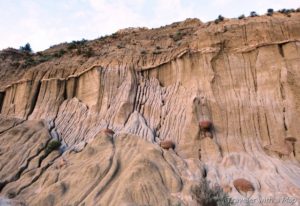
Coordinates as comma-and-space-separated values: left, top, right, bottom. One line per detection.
0, 12, 300, 206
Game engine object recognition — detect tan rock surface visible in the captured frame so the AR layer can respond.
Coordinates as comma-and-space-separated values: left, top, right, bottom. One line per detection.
0, 12, 300, 205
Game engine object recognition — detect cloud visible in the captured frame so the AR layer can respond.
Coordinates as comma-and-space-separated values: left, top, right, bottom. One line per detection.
212, 0, 234, 6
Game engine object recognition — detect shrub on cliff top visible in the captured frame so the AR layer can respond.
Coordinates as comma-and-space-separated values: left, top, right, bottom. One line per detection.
250, 11, 258, 17
67, 39, 87, 50
238, 14, 245, 19
267, 8, 274, 16
19, 43, 32, 53
215, 15, 225, 24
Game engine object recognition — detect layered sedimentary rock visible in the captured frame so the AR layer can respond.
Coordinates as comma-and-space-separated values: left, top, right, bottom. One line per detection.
0, 13, 300, 205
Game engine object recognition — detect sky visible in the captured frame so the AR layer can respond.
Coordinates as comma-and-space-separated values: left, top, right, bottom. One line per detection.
0, 0, 299, 51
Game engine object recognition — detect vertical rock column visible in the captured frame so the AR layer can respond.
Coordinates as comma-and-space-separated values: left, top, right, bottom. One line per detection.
0, 91, 4, 113
0, 81, 41, 119
29, 79, 67, 121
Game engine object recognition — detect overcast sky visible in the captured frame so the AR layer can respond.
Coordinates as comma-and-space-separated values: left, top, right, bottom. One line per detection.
0, 0, 299, 51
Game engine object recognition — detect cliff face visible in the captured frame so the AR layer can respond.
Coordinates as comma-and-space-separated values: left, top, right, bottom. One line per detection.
0, 12, 300, 206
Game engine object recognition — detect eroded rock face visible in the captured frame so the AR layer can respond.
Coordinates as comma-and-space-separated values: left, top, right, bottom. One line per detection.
0, 13, 300, 205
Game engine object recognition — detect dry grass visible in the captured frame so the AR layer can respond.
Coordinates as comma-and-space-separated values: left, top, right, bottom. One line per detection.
192, 179, 233, 206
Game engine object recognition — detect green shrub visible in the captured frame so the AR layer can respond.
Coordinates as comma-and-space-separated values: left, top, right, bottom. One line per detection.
250, 11, 258, 17
82, 47, 94, 58
111, 33, 118, 39
238, 14, 245, 19
278, 9, 294, 17
218, 15, 224, 21
53, 49, 66, 58
169, 31, 186, 41
67, 39, 87, 50
22, 57, 35, 68
215, 15, 225, 24
267, 8, 274, 16
45, 140, 61, 154
278, 9, 288, 14
19, 43, 32, 53
36, 55, 53, 64
10, 62, 20, 68
98, 35, 109, 41
192, 179, 233, 206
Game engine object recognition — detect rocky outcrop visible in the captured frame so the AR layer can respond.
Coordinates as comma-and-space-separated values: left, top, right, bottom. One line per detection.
0, 12, 300, 205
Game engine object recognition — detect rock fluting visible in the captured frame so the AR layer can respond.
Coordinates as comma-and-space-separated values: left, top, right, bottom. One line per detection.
0, 12, 300, 206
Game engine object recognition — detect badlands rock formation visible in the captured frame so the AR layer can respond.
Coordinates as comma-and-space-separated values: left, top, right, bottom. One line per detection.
0, 12, 300, 205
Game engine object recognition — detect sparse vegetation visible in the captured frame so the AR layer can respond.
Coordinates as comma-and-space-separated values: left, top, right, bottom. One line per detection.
192, 179, 233, 206
278, 9, 287, 14
76, 47, 94, 57
215, 15, 225, 24
97, 35, 109, 41
169, 31, 187, 41
82, 47, 94, 58
53, 49, 66, 58
111, 33, 119, 39
22, 57, 35, 68
278, 8, 294, 17
267, 8, 274, 16
65, 39, 95, 57
45, 140, 61, 154
21, 51, 65, 68
140, 50, 147, 55
67, 39, 87, 50
10, 61, 20, 68
36, 55, 53, 64
250, 11, 258, 17
238, 14, 245, 20
19, 43, 32, 53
